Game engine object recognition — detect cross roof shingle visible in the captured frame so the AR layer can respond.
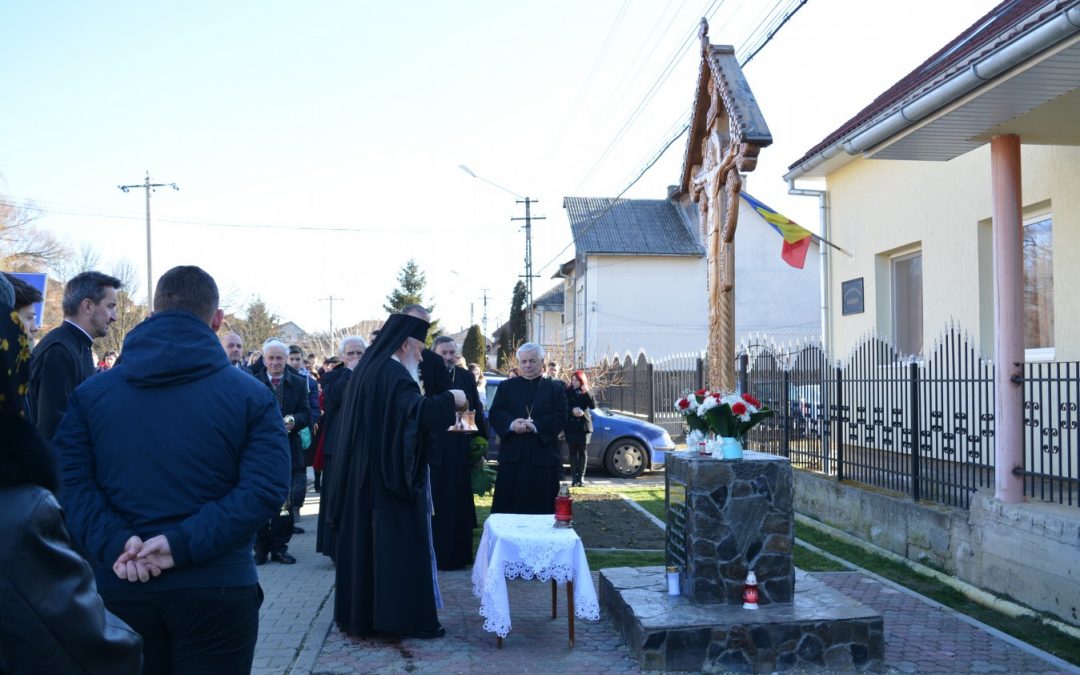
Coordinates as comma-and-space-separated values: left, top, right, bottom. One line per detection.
562, 197, 703, 257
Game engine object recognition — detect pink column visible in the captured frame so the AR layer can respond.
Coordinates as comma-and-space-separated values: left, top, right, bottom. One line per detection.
991, 134, 1024, 503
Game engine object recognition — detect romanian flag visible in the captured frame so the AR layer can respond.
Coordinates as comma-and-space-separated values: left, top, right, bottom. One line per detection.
741, 192, 814, 269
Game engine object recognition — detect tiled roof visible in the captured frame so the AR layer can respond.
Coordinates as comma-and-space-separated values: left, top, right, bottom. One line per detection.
789, 0, 1061, 171
531, 284, 564, 310
562, 197, 703, 256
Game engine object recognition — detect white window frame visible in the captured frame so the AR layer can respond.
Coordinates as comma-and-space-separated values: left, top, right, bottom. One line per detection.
890, 250, 923, 357
1023, 211, 1054, 362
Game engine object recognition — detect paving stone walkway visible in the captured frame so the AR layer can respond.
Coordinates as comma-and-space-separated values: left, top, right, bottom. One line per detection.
254, 489, 1078, 674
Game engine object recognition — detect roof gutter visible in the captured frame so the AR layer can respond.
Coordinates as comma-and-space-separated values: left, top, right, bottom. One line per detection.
784, 2, 1080, 181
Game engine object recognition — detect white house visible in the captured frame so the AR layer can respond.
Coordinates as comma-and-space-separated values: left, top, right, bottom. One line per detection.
557, 190, 820, 365
527, 284, 564, 353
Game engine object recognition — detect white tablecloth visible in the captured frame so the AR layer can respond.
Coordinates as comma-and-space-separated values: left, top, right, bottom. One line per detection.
471, 513, 600, 637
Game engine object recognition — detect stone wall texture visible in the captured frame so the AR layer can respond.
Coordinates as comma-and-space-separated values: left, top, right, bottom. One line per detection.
667, 452, 794, 605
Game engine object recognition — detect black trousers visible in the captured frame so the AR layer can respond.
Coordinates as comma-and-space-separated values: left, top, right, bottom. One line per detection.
568, 442, 588, 483
290, 468, 307, 521
103, 585, 261, 675
255, 509, 294, 554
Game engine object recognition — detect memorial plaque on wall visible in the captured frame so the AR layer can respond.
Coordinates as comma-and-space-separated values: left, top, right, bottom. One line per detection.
842, 277, 864, 315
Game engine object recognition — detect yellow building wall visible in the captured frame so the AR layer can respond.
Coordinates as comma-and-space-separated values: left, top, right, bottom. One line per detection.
826, 144, 1080, 360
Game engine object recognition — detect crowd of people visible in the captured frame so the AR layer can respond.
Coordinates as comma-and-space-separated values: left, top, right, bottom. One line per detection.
0, 265, 601, 672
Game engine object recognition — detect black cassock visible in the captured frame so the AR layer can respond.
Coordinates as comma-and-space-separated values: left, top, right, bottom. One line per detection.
489, 376, 567, 514
315, 365, 351, 560
327, 358, 455, 637
429, 367, 489, 570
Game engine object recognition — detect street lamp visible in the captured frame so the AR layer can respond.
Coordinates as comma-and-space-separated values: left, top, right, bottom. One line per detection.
459, 165, 543, 341
118, 171, 179, 309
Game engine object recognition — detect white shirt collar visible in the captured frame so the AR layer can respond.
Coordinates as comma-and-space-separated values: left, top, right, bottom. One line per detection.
63, 319, 94, 343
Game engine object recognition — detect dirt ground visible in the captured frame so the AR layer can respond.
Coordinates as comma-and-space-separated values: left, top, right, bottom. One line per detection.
568, 492, 665, 550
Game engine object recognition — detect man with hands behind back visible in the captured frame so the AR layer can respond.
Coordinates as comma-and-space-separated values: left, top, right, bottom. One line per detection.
53, 265, 291, 675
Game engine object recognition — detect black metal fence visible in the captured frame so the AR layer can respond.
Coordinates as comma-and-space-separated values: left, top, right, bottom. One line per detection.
595, 327, 1079, 510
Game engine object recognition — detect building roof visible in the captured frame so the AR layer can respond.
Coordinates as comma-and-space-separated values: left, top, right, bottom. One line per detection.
562, 197, 704, 257
530, 284, 564, 310
789, 0, 1077, 174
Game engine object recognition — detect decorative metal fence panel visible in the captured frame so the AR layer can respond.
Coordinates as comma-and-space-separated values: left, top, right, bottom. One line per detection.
1021, 361, 1080, 507
595, 327, 1077, 510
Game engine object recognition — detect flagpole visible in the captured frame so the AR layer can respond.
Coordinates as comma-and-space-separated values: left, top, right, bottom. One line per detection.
810, 233, 852, 257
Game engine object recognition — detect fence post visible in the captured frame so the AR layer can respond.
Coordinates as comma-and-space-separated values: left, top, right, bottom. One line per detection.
737, 353, 749, 394
647, 362, 655, 424
781, 369, 791, 458
909, 360, 921, 503
695, 357, 705, 391
835, 363, 845, 482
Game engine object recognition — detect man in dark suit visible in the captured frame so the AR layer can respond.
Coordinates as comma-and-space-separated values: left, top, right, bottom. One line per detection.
27, 271, 121, 440
252, 339, 311, 564
428, 336, 489, 569
489, 343, 567, 514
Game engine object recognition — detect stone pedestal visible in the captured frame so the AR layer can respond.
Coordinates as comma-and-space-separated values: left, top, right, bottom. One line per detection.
602, 451, 884, 672
666, 451, 794, 605
601, 567, 884, 672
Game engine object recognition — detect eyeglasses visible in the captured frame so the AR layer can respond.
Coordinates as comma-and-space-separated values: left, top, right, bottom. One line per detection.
345, 350, 364, 356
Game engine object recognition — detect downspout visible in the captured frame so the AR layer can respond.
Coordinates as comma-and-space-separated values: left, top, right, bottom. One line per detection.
787, 180, 830, 358
789, 179, 830, 475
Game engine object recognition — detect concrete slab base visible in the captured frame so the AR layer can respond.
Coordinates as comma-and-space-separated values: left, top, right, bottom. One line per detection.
600, 566, 885, 673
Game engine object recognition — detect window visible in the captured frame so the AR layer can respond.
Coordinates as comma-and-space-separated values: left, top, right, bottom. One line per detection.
1023, 214, 1053, 353
891, 252, 923, 356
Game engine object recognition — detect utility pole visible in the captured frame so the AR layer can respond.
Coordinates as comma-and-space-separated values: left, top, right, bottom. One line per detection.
118, 171, 178, 309
511, 198, 544, 340
481, 289, 489, 339
319, 295, 343, 338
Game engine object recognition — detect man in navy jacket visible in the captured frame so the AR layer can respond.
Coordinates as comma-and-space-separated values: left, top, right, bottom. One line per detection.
53, 265, 291, 675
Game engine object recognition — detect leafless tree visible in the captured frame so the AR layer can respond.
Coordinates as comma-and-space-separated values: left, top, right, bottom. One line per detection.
0, 198, 67, 272
95, 259, 147, 354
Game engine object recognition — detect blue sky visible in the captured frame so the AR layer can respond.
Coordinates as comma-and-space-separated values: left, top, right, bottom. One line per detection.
1, 0, 998, 337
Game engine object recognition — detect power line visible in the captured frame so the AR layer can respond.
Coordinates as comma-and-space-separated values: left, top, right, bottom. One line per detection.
738, 0, 808, 66
571, 0, 726, 193
537, 122, 689, 276
0, 198, 505, 234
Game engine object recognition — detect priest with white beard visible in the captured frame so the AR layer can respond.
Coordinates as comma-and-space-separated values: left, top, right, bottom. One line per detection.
327, 308, 466, 639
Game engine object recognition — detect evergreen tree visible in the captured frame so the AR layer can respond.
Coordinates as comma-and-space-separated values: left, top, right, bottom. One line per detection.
384, 259, 425, 311
496, 326, 511, 370
383, 259, 439, 342
236, 297, 279, 350
508, 281, 527, 346
462, 324, 485, 366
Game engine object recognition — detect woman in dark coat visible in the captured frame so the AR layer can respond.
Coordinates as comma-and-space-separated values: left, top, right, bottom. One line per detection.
0, 288, 143, 674
565, 370, 596, 487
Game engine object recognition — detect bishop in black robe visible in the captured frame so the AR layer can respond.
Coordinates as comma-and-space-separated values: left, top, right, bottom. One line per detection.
327, 313, 459, 638
489, 374, 567, 514
429, 364, 488, 570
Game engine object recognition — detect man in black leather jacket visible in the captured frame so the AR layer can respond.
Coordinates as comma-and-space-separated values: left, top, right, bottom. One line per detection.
0, 277, 142, 674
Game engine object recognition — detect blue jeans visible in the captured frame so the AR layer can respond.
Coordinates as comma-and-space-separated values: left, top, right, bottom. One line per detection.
103, 584, 261, 675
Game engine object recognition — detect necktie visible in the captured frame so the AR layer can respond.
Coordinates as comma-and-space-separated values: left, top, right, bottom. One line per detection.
271, 376, 281, 389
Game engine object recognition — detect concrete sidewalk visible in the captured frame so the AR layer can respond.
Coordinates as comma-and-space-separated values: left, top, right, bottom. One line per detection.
255, 490, 1077, 674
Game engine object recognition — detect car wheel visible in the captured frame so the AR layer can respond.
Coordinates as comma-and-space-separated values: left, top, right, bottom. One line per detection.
604, 438, 647, 479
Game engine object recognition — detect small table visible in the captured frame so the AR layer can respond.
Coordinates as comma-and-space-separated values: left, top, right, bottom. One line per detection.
471, 513, 600, 647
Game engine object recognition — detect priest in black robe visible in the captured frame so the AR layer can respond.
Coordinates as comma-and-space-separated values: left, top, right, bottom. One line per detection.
490, 343, 567, 514
428, 336, 489, 570
326, 310, 465, 639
